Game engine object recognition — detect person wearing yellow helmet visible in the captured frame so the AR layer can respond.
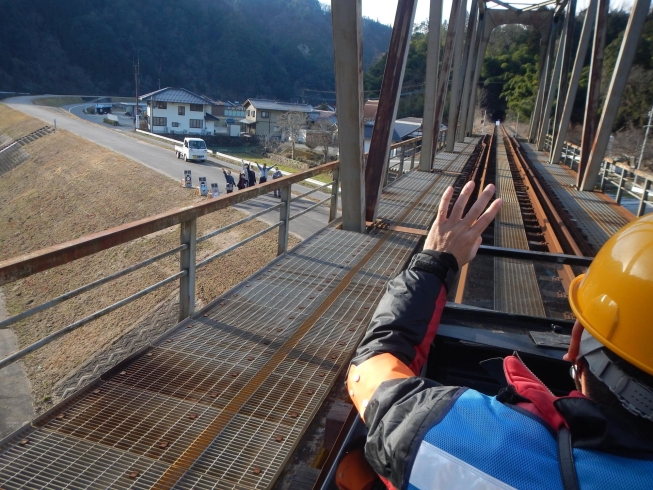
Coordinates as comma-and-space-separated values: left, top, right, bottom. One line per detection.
564, 213, 653, 437
343, 183, 653, 490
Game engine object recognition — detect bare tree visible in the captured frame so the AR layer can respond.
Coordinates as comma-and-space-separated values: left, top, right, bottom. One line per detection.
277, 111, 308, 160
310, 121, 338, 163
261, 133, 280, 155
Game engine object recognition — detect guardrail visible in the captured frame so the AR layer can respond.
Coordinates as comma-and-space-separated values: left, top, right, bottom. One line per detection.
386, 129, 446, 185
0, 136, 424, 371
544, 135, 653, 217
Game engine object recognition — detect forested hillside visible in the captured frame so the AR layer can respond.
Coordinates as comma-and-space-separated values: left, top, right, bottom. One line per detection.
365, 10, 653, 129
0, 0, 391, 101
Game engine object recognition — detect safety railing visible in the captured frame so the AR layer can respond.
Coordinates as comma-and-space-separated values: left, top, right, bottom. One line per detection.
0, 161, 341, 371
545, 135, 653, 217
385, 129, 446, 186
0, 131, 434, 371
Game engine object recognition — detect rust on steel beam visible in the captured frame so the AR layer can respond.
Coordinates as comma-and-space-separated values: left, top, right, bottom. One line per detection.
577, 0, 608, 187
364, 0, 418, 222
0, 161, 338, 287
552, 0, 577, 145
432, 0, 463, 162
582, 0, 653, 191
420, 0, 443, 170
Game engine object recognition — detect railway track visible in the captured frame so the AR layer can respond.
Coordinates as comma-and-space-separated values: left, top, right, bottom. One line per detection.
452, 125, 590, 320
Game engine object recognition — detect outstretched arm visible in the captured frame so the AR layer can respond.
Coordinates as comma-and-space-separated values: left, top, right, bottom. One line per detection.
347, 182, 502, 419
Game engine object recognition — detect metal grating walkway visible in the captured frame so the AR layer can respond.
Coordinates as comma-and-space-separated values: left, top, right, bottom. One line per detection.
494, 134, 545, 317
520, 143, 630, 254
0, 141, 483, 489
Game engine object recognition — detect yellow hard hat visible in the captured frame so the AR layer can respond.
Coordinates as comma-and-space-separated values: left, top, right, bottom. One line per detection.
568, 213, 653, 376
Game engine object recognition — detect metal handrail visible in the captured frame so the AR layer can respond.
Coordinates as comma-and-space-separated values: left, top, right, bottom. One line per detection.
0, 160, 339, 286
0, 135, 425, 371
544, 135, 652, 217
0, 244, 188, 330
0, 270, 187, 370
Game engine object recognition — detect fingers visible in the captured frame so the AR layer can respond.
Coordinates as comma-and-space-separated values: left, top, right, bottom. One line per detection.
462, 184, 496, 226
470, 197, 502, 235
448, 181, 476, 222
563, 321, 584, 362
436, 186, 454, 223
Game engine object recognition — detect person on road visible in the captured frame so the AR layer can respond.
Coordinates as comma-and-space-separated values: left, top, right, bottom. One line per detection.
272, 166, 283, 198
237, 171, 248, 190
256, 163, 272, 184
247, 164, 257, 188
345, 182, 653, 490
223, 169, 236, 194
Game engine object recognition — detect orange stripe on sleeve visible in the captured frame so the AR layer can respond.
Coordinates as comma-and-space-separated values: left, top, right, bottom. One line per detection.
347, 353, 414, 422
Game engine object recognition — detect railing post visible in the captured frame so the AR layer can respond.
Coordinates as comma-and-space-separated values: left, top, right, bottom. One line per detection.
615, 169, 626, 204
399, 145, 405, 176
410, 141, 417, 169
637, 180, 650, 217
330, 168, 340, 222
179, 218, 197, 321
278, 184, 291, 255
600, 163, 608, 192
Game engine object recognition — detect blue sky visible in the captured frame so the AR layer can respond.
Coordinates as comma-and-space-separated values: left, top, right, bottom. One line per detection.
317, 0, 595, 27
317, 0, 451, 27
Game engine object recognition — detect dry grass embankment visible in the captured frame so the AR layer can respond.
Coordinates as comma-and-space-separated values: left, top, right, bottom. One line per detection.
0, 104, 49, 140
0, 104, 299, 413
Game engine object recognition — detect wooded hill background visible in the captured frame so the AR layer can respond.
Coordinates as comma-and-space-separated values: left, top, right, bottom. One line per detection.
365, 10, 653, 130
0, 0, 391, 102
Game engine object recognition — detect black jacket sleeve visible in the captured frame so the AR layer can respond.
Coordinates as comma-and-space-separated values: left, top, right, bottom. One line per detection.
349, 250, 461, 490
350, 250, 458, 372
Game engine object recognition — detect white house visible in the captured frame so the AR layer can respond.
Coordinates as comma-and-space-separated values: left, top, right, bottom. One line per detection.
139, 87, 217, 135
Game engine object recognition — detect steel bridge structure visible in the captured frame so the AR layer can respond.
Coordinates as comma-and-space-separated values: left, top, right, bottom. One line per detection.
0, 0, 652, 488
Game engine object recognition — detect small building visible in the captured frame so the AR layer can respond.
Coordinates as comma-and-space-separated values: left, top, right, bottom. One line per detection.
211, 101, 246, 136
139, 87, 217, 135
241, 99, 314, 137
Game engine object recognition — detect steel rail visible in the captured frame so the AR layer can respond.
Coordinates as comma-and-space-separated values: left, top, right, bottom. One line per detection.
454, 132, 494, 304
0, 160, 340, 286
0, 270, 187, 370
195, 221, 283, 269
0, 244, 188, 331
477, 245, 593, 267
505, 132, 586, 256
196, 203, 284, 244
289, 197, 332, 221
501, 126, 578, 290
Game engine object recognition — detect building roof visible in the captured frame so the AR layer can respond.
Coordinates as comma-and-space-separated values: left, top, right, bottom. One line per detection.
244, 98, 314, 113
308, 110, 337, 124
205, 112, 219, 121
139, 87, 213, 105
364, 100, 379, 120
363, 121, 401, 142
394, 119, 422, 140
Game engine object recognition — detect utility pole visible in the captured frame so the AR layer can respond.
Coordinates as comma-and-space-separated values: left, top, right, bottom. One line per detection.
134, 57, 140, 130
638, 107, 653, 172
635, 106, 653, 186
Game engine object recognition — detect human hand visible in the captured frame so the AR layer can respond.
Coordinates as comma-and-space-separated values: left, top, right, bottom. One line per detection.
424, 182, 502, 268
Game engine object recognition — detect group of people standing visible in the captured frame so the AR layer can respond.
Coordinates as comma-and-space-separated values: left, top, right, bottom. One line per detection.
222, 160, 283, 197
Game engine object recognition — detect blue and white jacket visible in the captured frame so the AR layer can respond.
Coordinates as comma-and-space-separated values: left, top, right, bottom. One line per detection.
351, 251, 653, 490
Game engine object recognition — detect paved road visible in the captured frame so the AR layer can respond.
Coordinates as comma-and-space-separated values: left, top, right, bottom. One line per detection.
0, 291, 34, 439
4, 96, 336, 240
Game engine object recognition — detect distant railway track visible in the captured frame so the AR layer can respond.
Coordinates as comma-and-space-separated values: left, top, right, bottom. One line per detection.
451, 126, 591, 320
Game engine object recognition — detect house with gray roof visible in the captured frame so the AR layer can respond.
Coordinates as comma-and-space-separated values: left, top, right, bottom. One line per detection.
139, 87, 217, 135
241, 99, 314, 136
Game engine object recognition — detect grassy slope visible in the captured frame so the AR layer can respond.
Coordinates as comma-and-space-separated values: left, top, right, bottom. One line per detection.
31, 96, 85, 107
0, 104, 299, 413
